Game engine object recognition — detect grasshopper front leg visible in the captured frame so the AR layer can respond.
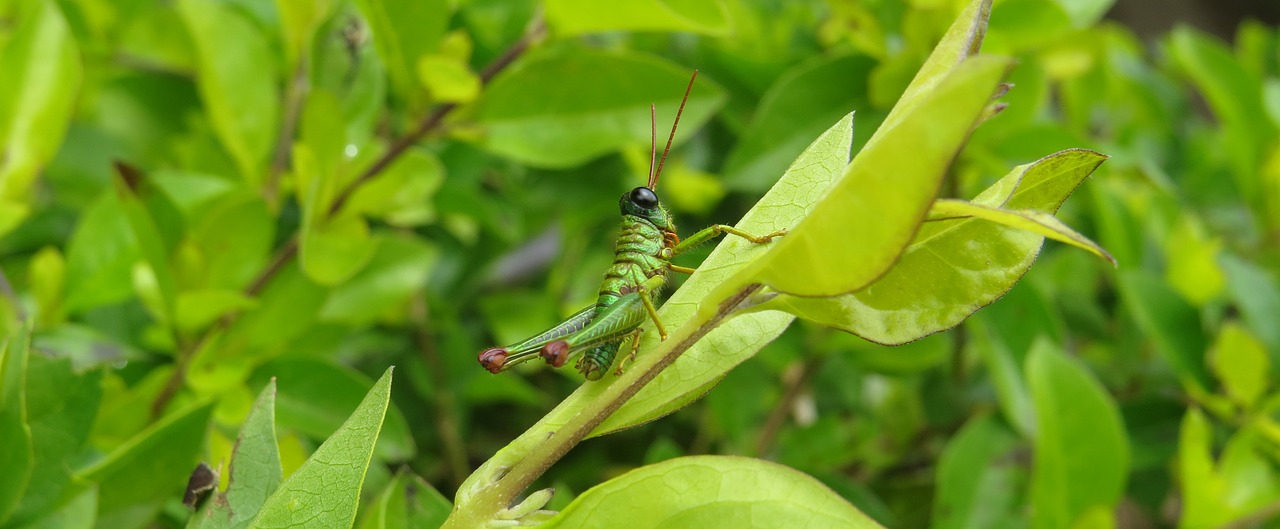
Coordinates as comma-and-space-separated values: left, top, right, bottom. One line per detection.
478, 306, 596, 373
668, 225, 787, 275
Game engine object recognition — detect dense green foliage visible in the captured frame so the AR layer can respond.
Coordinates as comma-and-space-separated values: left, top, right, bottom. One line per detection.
1, 0, 1278, 528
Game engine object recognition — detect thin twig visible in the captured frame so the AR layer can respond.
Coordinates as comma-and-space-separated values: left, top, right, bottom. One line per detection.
265, 63, 309, 205
753, 356, 823, 456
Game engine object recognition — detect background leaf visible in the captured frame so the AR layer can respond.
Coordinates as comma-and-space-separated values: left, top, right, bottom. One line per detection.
249, 368, 393, 529
540, 456, 885, 529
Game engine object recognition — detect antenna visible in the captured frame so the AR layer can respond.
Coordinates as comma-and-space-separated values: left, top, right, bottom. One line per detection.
649, 69, 698, 189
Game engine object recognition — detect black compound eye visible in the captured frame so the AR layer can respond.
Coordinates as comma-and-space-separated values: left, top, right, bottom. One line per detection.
629, 187, 659, 209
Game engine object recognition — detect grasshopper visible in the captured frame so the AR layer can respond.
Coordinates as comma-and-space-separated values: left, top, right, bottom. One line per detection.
477, 71, 785, 380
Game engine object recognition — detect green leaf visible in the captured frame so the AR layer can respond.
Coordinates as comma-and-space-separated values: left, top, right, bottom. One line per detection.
0, 0, 82, 236
250, 358, 415, 461
188, 380, 282, 529
9, 486, 97, 529
76, 400, 215, 529
175, 290, 258, 334
219, 263, 329, 354
320, 234, 438, 326
352, 0, 449, 106
29, 246, 66, 326
596, 112, 853, 434
178, 0, 280, 184
248, 368, 393, 529
1167, 27, 1276, 205
9, 353, 102, 526
926, 199, 1114, 264
63, 190, 141, 313
540, 456, 884, 528
970, 282, 1066, 436
722, 53, 877, 192
1026, 340, 1128, 529
417, 54, 481, 104
932, 415, 1026, 529
297, 142, 380, 285
472, 47, 727, 168
187, 193, 276, 291
545, 0, 729, 37
1117, 270, 1212, 392
343, 148, 445, 227
1164, 214, 1225, 306
1177, 409, 1230, 528
275, 0, 338, 70
0, 326, 34, 525
1049, 0, 1114, 27
115, 176, 178, 327
726, 54, 1012, 298
1208, 322, 1270, 409
776, 149, 1106, 345
357, 470, 451, 529
1219, 254, 1280, 357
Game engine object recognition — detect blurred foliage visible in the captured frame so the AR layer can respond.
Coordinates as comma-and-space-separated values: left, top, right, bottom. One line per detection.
0, 0, 1278, 527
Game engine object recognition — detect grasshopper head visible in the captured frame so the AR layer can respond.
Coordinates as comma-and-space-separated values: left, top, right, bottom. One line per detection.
621, 186, 674, 231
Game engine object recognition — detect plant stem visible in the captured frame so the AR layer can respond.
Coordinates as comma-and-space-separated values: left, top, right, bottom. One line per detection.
442, 284, 763, 528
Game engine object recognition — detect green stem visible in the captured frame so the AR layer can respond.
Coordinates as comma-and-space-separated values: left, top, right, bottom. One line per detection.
443, 284, 764, 528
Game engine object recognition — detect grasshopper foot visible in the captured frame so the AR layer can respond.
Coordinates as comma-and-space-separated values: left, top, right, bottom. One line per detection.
478, 348, 509, 373
541, 340, 570, 367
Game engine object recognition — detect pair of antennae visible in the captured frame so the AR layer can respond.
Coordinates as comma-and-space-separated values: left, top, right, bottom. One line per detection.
647, 70, 699, 190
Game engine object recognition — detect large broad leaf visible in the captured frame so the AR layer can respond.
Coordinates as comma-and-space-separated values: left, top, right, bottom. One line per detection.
248, 368, 393, 529
776, 149, 1107, 344
0, 0, 82, 237
76, 401, 215, 529
188, 380, 283, 529
1026, 340, 1128, 529
539, 456, 884, 529
719, 53, 1011, 298
178, 0, 280, 184
471, 47, 726, 168
545, 0, 729, 37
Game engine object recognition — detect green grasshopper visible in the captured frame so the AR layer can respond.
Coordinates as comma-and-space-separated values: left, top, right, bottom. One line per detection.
477, 71, 785, 380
